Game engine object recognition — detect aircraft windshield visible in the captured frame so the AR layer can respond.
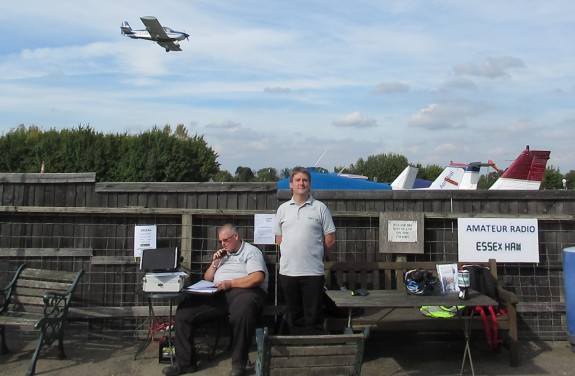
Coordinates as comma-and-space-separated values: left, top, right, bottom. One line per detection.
163, 27, 174, 33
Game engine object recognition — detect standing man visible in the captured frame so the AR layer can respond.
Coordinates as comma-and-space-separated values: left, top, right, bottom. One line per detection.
274, 167, 336, 334
163, 224, 268, 376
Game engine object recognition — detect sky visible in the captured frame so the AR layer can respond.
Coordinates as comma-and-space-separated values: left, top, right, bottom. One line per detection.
1, 1, 574, 175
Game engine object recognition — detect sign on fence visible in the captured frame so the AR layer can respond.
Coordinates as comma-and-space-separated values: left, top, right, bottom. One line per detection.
457, 218, 539, 263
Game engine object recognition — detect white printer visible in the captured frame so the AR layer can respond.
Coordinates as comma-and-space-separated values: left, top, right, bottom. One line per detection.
140, 247, 186, 293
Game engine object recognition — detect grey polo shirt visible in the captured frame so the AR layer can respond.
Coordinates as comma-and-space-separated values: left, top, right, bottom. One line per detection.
213, 241, 269, 293
274, 195, 336, 276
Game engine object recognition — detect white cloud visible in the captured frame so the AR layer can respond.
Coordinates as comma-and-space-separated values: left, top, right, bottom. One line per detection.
372, 81, 410, 94
452, 57, 525, 79
332, 112, 378, 128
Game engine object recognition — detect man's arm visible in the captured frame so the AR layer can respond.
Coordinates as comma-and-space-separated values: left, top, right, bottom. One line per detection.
275, 235, 282, 246
215, 271, 265, 291
203, 248, 227, 282
323, 232, 336, 259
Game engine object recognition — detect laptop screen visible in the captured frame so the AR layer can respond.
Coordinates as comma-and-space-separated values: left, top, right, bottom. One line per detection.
139, 247, 179, 271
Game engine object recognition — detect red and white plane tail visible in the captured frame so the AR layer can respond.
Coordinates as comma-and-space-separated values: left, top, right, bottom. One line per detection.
489, 146, 550, 190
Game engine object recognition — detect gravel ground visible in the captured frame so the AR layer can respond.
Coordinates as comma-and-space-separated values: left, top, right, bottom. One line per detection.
1, 330, 574, 376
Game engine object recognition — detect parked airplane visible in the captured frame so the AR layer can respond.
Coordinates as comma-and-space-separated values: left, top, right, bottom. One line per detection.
392, 146, 549, 190
121, 16, 189, 52
489, 146, 550, 190
390, 166, 419, 190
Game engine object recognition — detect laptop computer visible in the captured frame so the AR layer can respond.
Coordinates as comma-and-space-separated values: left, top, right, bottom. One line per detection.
139, 247, 179, 271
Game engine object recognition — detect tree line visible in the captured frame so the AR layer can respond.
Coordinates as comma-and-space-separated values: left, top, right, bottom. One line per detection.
1, 125, 573, 189
0, 125, 219, 182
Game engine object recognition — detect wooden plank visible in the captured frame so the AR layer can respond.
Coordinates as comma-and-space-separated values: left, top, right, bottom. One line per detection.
68, 305, 166, 318
0, 173, 96, 184
19, 268, 81, 282
95, 182, 277, 193
0, 248, 93, 257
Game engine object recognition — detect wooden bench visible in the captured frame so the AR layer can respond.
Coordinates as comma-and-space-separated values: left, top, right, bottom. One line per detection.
0, 264, 85, 376
323, 258, 518, 367
255, 326, 369, 376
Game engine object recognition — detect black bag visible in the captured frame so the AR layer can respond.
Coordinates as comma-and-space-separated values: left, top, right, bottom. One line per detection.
462, 264, 504, 350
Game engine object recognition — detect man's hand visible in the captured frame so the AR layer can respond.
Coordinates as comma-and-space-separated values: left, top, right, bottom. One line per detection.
215, 279, 232, 291
211, 248, 227, 268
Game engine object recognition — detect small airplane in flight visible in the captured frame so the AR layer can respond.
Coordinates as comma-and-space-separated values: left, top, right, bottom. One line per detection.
121, 16, 189, 52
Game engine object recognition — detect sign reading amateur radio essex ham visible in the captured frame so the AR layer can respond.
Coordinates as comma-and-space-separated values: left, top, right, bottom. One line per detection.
457, 218, 539, 263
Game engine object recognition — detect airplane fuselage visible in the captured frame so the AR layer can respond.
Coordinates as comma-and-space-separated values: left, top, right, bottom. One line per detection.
124, 29, 188, 42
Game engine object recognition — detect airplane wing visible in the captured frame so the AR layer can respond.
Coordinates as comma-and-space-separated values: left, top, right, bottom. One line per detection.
157, 41, 182, 51
140, 16, 170, 40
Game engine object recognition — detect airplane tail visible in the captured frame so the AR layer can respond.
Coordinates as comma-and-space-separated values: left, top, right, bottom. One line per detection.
391, 166, 418, 190
489, 145, 550, 190
458, 163, 482, 190
121, 21, 134, 36
427, 166, 466, 190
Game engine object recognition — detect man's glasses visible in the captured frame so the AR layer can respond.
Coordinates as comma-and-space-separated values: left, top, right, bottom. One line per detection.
219, 232, 237, 244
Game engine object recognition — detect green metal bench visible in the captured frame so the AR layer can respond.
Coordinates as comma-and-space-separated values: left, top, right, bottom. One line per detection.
0, 264, 84, 376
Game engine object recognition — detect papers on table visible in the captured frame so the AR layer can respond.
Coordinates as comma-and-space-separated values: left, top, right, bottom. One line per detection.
185, 280, 218, 294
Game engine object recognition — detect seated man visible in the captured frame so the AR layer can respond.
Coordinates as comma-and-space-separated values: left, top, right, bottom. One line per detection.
163, 224, 269, 376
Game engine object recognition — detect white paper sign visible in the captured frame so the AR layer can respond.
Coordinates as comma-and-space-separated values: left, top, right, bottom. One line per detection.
458, 218, 539, 263
134, 225, 157, 258
388, 220, 418, 243
254, 214, 275, 244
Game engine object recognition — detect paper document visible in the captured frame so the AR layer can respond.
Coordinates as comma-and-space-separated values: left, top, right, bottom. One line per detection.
186, 280, 218, 294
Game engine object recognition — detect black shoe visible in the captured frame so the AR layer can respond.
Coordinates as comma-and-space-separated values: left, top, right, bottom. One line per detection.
162, 363, 197, 376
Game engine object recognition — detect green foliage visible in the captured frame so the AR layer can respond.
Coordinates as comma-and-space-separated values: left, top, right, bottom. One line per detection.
541, 165, 564, 190
234, 166, 255, 182
564, 170, 575, 189
416, 164, 444, 182
256, 168, 278, 182
212, 170, 233, 182
351, 153, 408, 183
477, 171, 502, 189
0, 124, 220, 182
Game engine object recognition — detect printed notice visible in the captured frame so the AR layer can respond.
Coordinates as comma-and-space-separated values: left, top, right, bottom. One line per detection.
388, 220, 417, 243
134, 225, 157, 258
458, 218, 539, 263
254, 213, 275, 244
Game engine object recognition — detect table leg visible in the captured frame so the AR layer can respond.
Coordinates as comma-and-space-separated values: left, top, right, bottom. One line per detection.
168, 298, 175, 364
343, 308, 354, 334
460, 314, 475, 376
134, 298, 155, 360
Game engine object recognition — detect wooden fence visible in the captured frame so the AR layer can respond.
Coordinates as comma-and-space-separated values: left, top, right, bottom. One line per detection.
1, 173, 575, 340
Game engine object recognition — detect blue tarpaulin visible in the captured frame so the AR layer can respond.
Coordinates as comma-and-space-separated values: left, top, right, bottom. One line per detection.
277, 168, 392, 190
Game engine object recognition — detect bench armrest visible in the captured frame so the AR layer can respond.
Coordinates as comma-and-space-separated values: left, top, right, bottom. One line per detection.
0, 289, 7, 313
497, 285, 518, 306
41, 291, 72, 318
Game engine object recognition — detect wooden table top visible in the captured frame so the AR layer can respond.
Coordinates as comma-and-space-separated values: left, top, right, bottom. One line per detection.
325, 289, 497, 308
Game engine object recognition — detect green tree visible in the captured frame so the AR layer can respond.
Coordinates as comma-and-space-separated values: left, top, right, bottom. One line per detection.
0, 125, 220, 182
477, 171, 502, 189
234, 166, 255, 182
256, 168, 278, 182
541, 166, 564, 190
564, 170, 575, 189
212, 170, 233, 182
415, 163, 444, 182
351, 153, 408, 183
